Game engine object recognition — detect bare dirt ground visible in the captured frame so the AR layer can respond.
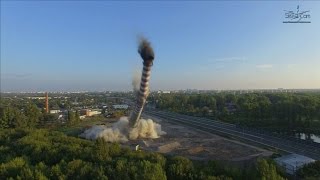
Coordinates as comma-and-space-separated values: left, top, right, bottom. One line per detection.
126, 115, 273, 162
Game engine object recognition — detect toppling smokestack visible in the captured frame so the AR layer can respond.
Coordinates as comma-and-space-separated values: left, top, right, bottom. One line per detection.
79, 37, 166, 142
129, 37, 155, 127
45, 92, 49, 113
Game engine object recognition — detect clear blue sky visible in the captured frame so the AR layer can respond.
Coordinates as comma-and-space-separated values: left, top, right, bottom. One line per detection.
1, 1, 319, 92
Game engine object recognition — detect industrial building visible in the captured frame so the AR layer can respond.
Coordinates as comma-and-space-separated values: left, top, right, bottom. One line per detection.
80, 109, 101, 117
49, 110, 61, 114
275, 154, 315, 175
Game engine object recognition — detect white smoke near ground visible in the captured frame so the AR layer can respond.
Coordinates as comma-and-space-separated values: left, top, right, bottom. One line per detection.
79, 117, 129, 142
129, 118, 164, 139
79, 117, 166, 143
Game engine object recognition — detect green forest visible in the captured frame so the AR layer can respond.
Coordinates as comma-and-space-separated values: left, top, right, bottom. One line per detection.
0, 94, 320, 179
151, 93, 320, 135
0, 128, 286, 180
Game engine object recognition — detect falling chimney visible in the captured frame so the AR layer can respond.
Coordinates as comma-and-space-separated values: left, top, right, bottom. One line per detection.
45, 92, 49, 113
129, 37, 155, 127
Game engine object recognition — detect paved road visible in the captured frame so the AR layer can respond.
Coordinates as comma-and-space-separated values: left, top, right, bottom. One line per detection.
144, 109, 320, 160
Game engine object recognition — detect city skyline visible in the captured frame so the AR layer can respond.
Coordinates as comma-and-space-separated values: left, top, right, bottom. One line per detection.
1, 1, 320, 92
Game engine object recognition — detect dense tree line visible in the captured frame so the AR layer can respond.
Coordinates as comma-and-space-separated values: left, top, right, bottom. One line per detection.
0, 128, 286, 180
0, 103, 43, 129
297, 160, 320, 179
1, 94, 318, 179
151, 93, 320, 134
0, 101, 80, 129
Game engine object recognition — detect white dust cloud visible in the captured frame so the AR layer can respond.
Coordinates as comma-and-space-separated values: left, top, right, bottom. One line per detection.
129, 118, 164, 139
80, 117, 129, 142
80, 117, 166, 143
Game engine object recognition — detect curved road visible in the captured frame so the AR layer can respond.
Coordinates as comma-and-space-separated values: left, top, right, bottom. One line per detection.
144, 109, 320, 160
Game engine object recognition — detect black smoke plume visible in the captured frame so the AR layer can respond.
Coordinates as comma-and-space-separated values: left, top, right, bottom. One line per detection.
138, 37, 155, 62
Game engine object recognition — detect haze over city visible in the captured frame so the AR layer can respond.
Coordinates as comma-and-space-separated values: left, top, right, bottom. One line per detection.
1, 1, 320, 92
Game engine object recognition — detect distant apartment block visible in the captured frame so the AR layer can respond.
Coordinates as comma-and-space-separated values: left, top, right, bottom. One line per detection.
112, 104, 129, 109
26, 97, 51, 100
157, 90, 171, 94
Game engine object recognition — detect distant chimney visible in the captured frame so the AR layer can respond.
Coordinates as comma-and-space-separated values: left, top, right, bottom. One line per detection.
45, 92, 49, 113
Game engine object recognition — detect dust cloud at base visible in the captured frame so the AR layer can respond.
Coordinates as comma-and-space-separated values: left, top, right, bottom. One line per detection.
79, 117, 166, 143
